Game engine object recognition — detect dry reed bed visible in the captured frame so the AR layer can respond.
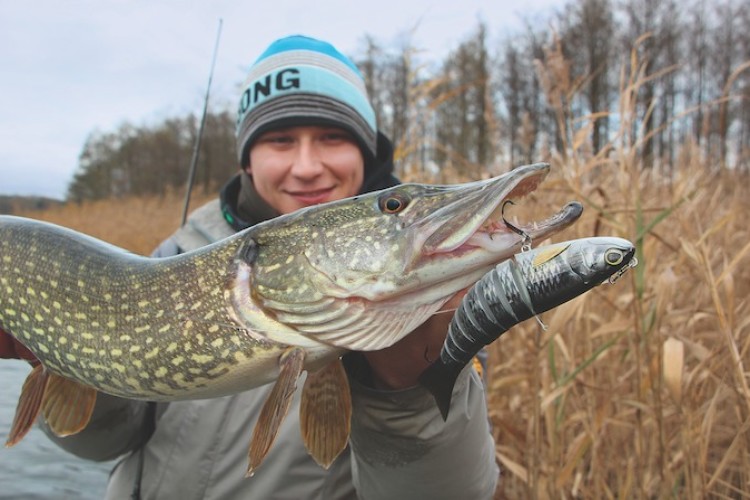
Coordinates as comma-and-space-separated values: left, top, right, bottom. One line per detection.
474, 36, 750, 498
18, 190, 215, 255
483, 153, 750, 498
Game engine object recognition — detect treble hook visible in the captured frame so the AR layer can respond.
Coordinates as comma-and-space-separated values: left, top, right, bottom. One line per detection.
608, 257, 639, 284
502, 200, 532, 252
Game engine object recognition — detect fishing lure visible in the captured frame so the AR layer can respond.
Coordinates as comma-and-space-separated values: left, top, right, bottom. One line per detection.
419, 237, 637, 420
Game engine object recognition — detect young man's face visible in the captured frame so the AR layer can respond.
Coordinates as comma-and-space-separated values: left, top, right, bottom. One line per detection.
247, 125, 365, 215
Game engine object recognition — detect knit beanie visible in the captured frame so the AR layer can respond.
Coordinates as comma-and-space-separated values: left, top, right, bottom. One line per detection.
236, 35, 377, 167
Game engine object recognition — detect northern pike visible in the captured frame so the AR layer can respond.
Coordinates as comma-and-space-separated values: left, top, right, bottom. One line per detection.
418, 237, 637, 420
0, 162, 582, 473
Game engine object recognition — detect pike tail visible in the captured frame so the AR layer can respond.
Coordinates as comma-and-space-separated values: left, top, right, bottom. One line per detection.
418, 361, 463, 421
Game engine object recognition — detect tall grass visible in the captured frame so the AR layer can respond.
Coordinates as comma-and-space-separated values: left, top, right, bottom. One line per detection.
17, 43, 750, 499
484, 40, 750, 499
486, 147, 750, 498
17, 189, 215, 255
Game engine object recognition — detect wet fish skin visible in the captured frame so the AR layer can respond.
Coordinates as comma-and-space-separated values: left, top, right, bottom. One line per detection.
419, 237, 636, 420
0, 215, 295, 402
0, 163, 583, 468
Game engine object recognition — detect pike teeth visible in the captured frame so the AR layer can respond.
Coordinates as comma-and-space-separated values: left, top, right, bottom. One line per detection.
465, 231, 517, 251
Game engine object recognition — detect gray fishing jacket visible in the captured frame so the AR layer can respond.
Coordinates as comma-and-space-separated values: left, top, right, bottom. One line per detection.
42, 198, 499, 500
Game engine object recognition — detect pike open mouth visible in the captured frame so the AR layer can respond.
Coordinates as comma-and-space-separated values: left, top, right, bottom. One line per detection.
424, 163, 583, 255
466, 201, 583, 252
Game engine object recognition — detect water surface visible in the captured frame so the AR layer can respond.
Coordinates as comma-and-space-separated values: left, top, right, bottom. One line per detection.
0, 360, 114, 499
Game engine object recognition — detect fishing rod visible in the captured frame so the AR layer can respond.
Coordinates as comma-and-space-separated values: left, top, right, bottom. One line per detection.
181, 18, 223, 227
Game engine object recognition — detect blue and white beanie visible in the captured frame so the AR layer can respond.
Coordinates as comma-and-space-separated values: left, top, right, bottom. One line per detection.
236, 35, 377, 166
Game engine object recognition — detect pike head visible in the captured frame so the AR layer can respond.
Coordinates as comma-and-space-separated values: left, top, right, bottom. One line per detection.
230, 162, 582, 351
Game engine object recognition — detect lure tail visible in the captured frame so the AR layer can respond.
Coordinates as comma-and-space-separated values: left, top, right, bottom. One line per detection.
418, 361, 464, 421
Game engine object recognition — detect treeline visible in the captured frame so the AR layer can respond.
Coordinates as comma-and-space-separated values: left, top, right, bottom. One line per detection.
0, 195, 62, 214
68, 0, 750, 201
68, 112, 237, 202
364, 0, 750, 175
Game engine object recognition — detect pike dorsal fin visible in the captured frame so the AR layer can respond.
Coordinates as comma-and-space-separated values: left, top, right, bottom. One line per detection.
300, 358, 351, 469
42, 374, 97, 437
5, 364, 48, 447
247, 347, 306, 476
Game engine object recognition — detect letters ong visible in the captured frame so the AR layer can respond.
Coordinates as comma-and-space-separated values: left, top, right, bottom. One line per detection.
237, 68, 301, 121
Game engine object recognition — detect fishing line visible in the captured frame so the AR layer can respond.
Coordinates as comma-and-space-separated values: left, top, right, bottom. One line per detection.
507, 256, 548, 332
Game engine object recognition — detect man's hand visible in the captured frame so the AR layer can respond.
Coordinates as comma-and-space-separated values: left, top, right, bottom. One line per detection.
0, 328, 38, 364
363, 290, 468, 390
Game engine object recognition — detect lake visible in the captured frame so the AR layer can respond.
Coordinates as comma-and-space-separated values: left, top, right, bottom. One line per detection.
0, 360, 115, 499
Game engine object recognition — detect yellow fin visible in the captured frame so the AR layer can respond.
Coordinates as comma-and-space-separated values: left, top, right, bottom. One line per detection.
300, 358, 351, 469
532, 243, 570, 267
6, 364, 48, 447
42, 374, 97, 437
247, 347, 306, 476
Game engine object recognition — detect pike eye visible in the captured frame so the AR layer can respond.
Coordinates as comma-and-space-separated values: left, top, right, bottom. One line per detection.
379, 194, 410, 214
605, 249, 624, 266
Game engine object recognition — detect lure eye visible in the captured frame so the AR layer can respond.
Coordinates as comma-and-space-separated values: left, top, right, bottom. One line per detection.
605, 249, 624, 266
379, 193, 410, 214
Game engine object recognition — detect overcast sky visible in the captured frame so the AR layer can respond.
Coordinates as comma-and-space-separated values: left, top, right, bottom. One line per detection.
0, 0, 561, 199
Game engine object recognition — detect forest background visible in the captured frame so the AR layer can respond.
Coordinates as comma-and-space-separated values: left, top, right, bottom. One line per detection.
6, 0, 750, 497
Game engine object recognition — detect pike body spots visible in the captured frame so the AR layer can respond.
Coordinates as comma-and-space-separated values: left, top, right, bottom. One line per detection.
0, 215, 273, 400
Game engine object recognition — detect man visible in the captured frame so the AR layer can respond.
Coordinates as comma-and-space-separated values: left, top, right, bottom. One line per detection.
0, 35, 498, 499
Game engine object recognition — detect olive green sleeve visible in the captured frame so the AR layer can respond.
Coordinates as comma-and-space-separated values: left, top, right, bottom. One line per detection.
346, 357, 498, 499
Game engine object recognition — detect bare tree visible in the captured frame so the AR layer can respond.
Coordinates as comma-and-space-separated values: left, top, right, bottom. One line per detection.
433, 22, 496, 176
498, 41, 525, 165
558, 0, 616, 153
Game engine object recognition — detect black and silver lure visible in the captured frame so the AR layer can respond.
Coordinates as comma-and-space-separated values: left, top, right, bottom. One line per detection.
419, 236, 637, 420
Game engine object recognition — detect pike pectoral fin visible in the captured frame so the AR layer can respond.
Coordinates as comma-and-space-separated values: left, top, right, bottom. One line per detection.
418, 361, 463, 422
300, 358, 351, 469
42, 374, 97, 437
6, 364, 48, 447
247, 347, 306, 476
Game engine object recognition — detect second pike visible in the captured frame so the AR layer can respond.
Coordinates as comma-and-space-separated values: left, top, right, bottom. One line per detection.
419, 237, 637, 420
